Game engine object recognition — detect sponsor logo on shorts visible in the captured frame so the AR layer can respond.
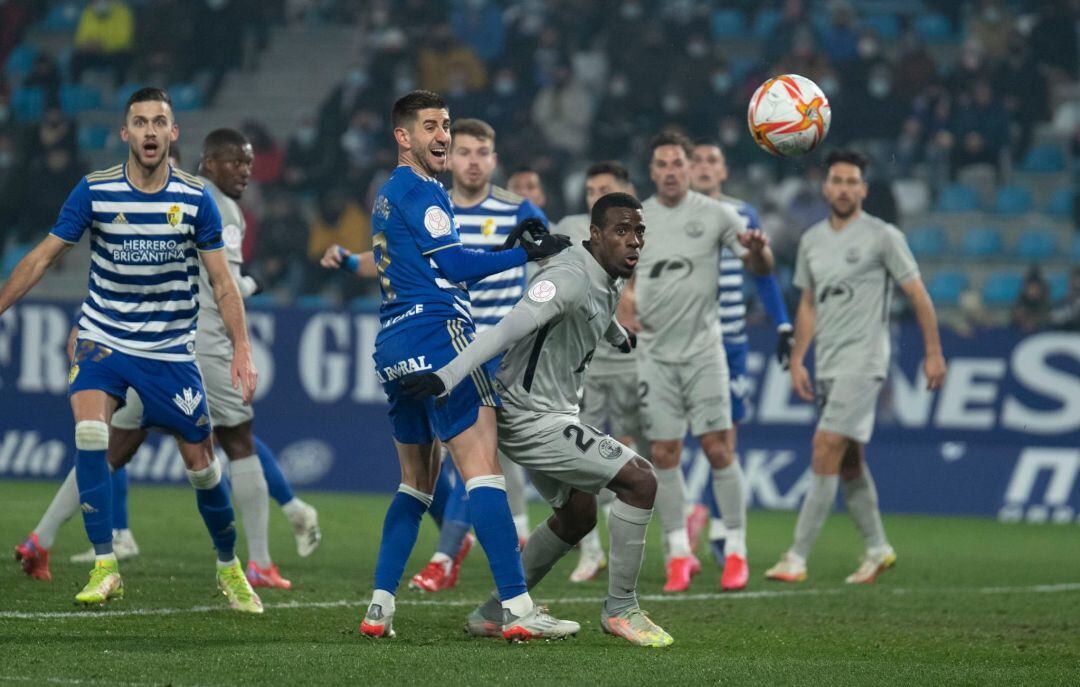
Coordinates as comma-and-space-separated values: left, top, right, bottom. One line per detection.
598, 437, 623, 460
528, 280, 557, 303
375, 355, 433, 383
173, 388, 204, 416
424, 206, 452, 238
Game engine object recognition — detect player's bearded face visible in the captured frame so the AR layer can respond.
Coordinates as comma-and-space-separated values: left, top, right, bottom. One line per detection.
405, 108, 451, 176
823, 163, 866, 219
593, 207, 645, 279
122, 101, 178, 171
650, 146, 691, 203
449, 134, 495, 192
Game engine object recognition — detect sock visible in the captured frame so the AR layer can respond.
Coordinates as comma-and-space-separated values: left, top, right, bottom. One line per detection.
712, 462, 747, 557
842, 463, 889, 551
466, 475, 530, 613
708, 518, 727, 541
74, 421, 113, 555
187, 459, 237, 562
791, 474, 839, 560
370, 588, 395, 615
281, 497, 311, 522
435, 518, 471, 559
520, 520, 574, 589
606, 499, 652, 615
230, 455, 271, 568
665, 528, 691, 558
34, 467, 81, 549
580, 526, 603, 556
513, 514, 530, 542
372, 484, 431, 594
654, 466, 689, 556
110, 466, 129, 531
254, 435, 295, 507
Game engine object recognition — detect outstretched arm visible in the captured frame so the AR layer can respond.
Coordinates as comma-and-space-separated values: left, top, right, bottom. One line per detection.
320, 245, 379, 279
0, 235, 72, 316
789, 288, 816, 401
201, 249, 257, 404
900, 276, 946, 391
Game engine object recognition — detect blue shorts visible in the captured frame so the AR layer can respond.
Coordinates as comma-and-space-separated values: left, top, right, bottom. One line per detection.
68, 339, 212, 443
725, 340, 749, 424
374, 318, 500, 445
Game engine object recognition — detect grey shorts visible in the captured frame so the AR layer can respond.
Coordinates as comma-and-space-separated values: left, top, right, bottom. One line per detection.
815, 376, 884, 444
579, 371, 641, 439
497, 404, 637, 508
637, 347, 732, 441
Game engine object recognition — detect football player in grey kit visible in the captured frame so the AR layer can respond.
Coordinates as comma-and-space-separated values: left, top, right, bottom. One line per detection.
403, 192, 674, 647
765, 149, 946, 585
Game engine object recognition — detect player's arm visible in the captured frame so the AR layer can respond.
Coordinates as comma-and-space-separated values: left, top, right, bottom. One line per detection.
603, 316, 636, 353
900, 277, 946, 391
0, 235, 73, 315
789, 288, 816, 401
201, 249, 257, 403
319, 244, 378, 278
736, 230, 774, 275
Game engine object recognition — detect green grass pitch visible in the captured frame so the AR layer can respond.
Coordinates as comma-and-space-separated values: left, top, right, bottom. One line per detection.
1, 480, 1078, 685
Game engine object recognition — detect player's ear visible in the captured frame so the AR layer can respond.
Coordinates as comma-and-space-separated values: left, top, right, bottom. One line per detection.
120, 124, 129, 143
170, 123, 179, 142
393, 126, 411, 149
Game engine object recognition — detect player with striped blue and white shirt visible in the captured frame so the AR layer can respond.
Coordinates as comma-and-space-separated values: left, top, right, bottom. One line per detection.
0, 88, 261, 612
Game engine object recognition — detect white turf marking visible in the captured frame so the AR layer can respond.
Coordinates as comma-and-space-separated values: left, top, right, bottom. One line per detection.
1, 582, 1078, 621
0, 676, 210, 687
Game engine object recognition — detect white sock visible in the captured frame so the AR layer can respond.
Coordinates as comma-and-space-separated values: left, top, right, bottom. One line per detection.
281, 497, 309, 522
712, 462, 747, 556
708, 518, 727, 540
665, 528, 692, 559
501, 591, 534, 618
95, 552, 117, 564
230, 456, 271, 568
580, 526, 603, 556
371, 588, 395, 614
513, 514, 529, 541
216, 556, 239, 569
34, 467, 81, 549
430, 551, 452, 570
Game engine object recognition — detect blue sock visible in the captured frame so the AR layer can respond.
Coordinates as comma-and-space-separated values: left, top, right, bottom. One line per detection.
373, 486, 431, 594
467, 478, 527, 603
76, 448, 113, 555
111, 466, 129, 531
255, 436, 294, 506
428, 461, 454, 527
436, 473, 471, 556
195, 480, 237, 562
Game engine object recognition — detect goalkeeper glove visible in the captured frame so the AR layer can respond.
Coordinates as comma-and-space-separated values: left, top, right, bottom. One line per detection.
401, 372, 446, 399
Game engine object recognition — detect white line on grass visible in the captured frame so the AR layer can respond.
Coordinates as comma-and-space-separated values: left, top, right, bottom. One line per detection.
1, 581, 1078, 621
0, 675, 211, 687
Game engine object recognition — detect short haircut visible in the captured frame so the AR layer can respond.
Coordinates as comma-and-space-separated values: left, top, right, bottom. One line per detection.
124, 87, 171, 120
508, 165, 537, 177
825, 149, 869, 175
585, 160, 630, 183
450, 118, 495, 143
392, 90, 447, 129
649, 131, 693, 158
202, 128, 249, 159
693, 141, 724, 155
591, 191, 642, 228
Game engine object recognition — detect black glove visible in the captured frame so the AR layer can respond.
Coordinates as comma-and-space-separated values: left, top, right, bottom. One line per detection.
495, 217, 548, 251
776, 323, 794, 370
400, 372, 445, 400
523, 232, 572, 262
614, 327, 637, 354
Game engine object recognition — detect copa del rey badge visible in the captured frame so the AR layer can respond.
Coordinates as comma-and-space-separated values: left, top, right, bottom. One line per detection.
528, 280, 557, 303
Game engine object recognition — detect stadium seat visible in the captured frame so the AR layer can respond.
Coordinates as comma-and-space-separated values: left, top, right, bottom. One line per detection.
914, 13, 953, 43
926, 271, 969, 307
1046, 188, 1074, 218
752, 8, 782, 40
40, 2, 82, 31
960, 227, 1003, 259
111, 83, 143, 110
295, 294, 331, 309
245, 293, 276, 309
3, 43, 38, 80
11, 87, 45, 123
1014, 229, 1058, 260
981, 271, 1024, 308
1047, 272, 1069, 302
60, 84, 102, 115
348, 296, 380, 312
711, 9, 747, 39
169, 83, 205, 111
993, 185, 1033, 215
862, 14, 900, 40
907, 225, 949, 259
77, 123, 111, 151
1019, 144, 1066, 173
936, 184, 980, 213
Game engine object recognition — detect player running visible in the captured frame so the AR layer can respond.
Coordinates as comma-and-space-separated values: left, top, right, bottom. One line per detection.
15, 129, 319, 589
403, 192, 674, 647
765, 150, 946, 584
634, 132, 775, 593
552, 161, 641, 582
359, 90, 573, 641
0, 87, 262, 611
685, 141, 793, 568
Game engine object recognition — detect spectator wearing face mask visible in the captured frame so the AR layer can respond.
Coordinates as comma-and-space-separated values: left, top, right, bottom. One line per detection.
1012, 267, 1052, 332
70, 0, 135, 88
283, 115, 329, 193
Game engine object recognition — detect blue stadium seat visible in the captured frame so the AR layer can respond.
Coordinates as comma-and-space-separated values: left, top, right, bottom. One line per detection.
993, 185, 1033, 215
295, 294, 331, 309
862, 14, 900, 40
1046, 187, 1074, 218
3, 43, 38, 80
752, 8, 782, 40
1014, 229, 1058, 260
1, 243, 33, 278
348, 296, 380, 312
245, 293, 276, 309
907, 225, 949, 258
927, 271, 968, 307
914, 13, 953, 43
169, 83, 204, 111
41, 2, 82, 31
936, 184, 979, 213
711, 9, 747, 39
1019, 144, 1066, 173
78, 123, 111, 151
112, 83, 142, 110
982, 271, 1024, 308
960, 227, 1003, 259
60, 84, 102, 115
11, 87, 45, 123
1047, 272, 1069, 302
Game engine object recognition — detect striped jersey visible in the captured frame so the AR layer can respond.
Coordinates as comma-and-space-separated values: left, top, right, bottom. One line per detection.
717, 194, 762, 346
49, 163, 224, 362
453, 184, 547, 332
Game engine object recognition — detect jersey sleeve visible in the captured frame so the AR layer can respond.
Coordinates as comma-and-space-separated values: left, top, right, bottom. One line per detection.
515, 263, 587, 329
401, 182, 461, 256
738, 201, 763, 231
881, 224, 920, 284
516, 199, 549, 227
793, 234, 813, 291
48, 178, 92, 244
716, 203, 748, 257
194, 190, 225, 251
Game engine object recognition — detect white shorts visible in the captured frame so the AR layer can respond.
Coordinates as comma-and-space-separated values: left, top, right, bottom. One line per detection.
579, 370, 642, 439
815, 376, 884, 444
638, 346, 732, 441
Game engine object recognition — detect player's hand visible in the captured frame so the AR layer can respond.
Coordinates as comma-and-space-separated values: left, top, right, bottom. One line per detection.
238, 274, 261, 297
924, 353, 946, 391
775, 323, 794, 370
616, 329, 636, 354
790, 362, 813, 402
231, 344, 258, 405
400, 372, 446, 399
523, 233, 572, 262
496, 218, 548, 251
320, 244, 346, 269
737, 229, 770, 254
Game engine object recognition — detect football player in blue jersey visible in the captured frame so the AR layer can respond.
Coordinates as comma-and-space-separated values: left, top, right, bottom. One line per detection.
358, 90, 576, 641
0, 87, 263, 611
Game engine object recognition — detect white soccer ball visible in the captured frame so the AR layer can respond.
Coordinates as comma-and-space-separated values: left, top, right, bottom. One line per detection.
747, 74, 831, 157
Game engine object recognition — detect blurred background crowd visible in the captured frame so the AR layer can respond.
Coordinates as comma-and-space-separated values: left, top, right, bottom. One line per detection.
0, 0, 1077, 333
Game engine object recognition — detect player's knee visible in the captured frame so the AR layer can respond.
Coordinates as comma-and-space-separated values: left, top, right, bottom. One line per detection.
620, 457, 657, 505
557, 494, 598, 542
187, 456, 223, 490
74, 420, 109, 452
701, 432, 733, 467
650, 441, 680, 468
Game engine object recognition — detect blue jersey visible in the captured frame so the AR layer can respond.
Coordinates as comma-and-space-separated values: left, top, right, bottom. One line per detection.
50, 163, 223, 362
717, 194, 761, 346
372, 166, 472, 338
454, 185, 547, 331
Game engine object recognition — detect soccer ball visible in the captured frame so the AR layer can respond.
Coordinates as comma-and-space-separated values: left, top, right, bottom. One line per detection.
747, 74, 831, 157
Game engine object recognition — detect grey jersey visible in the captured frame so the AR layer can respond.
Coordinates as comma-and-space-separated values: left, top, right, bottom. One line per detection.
195, 177, 245, 357
553, 213, 635, 372
793, 212, 919, 379
636, 191, 746, 362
